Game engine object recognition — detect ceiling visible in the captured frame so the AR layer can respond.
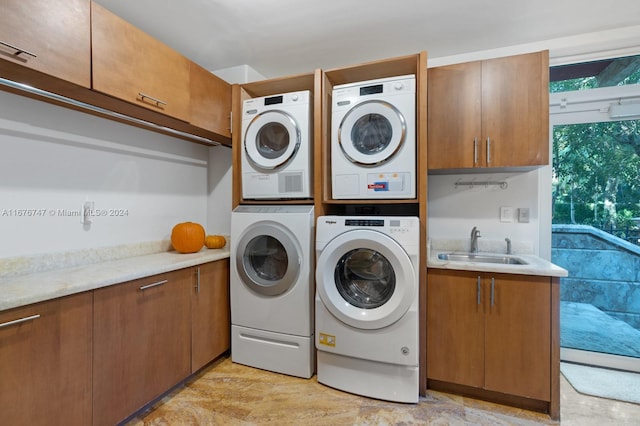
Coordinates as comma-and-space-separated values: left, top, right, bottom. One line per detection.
95, 0, 640, 80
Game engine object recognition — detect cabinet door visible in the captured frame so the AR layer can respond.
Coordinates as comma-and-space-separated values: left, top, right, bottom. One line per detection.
91, 2, 190, 122
481, 51, 549, 168
0, 0, 91, 87
93, 269, 191, 426
0, 293, 92, 426
192, 260, 230, 372
427, 269, 484, 388
427, 61, 482, 169
190, 62, 232, 138
484, 274, 551, 400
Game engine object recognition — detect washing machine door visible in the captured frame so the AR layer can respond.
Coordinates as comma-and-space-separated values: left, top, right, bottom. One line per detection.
244, 110, 301, 171
235, 221, 301, 296
316, 229, 416, 330
337, 100, 406, 166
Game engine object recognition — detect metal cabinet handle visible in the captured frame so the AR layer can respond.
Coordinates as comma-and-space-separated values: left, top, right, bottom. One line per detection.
139, 279, 168, 291
490, 277, 495, 307
473, 137, 478, 165
195, 267, 201, 294
486, 137, 491, 164
138, 92, 167, 107
0, 40, 37, 58
477, 276, 481, 305
0, 314, 40, 329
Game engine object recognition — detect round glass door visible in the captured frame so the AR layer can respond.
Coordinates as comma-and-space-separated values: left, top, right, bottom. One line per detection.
235, 222, 301, 296
335, 248, 396, 309
316, 229, 416, 329
338, 100, 406, 166
244, 110, 300, 170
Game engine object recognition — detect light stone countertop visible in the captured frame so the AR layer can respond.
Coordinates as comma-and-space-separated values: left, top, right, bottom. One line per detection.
0, 245, 230, 312
427, 238, 568, 278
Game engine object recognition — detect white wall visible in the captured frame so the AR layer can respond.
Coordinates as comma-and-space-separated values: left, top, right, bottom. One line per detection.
213, 64, 266, 84
428, 171, 540, 254
0, 90, 210, 258
206, 145, 232, 235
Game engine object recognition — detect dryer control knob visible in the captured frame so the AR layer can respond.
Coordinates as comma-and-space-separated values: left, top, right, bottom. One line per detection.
292, 94, 299, 101
394, 82, 404, 90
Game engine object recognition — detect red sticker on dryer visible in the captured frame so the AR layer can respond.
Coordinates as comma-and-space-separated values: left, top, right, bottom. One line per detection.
368, 182, 388, 191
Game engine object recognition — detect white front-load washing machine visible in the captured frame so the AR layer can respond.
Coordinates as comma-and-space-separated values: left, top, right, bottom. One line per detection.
315, 215, 420, 403
331, 75, 416, 200
230, 205, 315, 378
241, 90, 313, 200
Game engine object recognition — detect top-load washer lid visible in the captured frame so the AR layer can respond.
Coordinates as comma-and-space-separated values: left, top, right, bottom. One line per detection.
316, 229, 416, 330
244, 110, 301, 170
337, 100, 406, 166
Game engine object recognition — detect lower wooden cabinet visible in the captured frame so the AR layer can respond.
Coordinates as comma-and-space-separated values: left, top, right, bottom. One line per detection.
0, 292, 92, 426
192, 259, 231, 373
0, 259, 231, 426
93, 268, 192, 426
427, 269, 552, 401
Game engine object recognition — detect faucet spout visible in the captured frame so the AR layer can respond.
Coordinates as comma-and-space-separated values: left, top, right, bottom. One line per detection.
470, 226, 481, 253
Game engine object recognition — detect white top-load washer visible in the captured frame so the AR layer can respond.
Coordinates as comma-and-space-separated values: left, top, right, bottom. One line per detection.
315, 215, 420, 402
230, 205, 315, 378
331, 75, 416, 200
241, 90, 313, 200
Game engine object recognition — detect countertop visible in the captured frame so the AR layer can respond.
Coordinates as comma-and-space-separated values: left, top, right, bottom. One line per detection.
427, 238, 568, 278
0, 245, 230, 312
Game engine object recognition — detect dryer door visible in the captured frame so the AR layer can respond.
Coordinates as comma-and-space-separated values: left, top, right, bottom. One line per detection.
244, 110, 301, 171
337, 100, 406, 166
235, 221, 301, 296
316, 229, 416, 330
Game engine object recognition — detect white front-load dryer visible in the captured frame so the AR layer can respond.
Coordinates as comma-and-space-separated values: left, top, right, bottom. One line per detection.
315, 216, 420, 403
241, 90, 313, 200
230, 205, 315, 378
331, 75, 416, 200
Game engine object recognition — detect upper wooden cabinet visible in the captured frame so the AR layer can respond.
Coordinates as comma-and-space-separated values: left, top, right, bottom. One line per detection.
428, 51, 549, 170
0, 0, 91, 88
91, 2, 191, 122
190, 62, 232, 138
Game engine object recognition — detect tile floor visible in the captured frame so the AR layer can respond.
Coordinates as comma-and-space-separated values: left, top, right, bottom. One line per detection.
126, 356, 640, 426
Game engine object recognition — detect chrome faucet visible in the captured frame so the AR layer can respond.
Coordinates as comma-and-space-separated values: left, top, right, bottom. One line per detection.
470, 226, 481, 253
505, 237, 512, 254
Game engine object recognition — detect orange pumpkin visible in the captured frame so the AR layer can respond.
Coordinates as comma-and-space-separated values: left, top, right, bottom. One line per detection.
205, 235, 226, 249
171, 222, 205, 253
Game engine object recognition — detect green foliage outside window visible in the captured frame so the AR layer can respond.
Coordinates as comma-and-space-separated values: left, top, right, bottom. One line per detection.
552, 120, 640, 230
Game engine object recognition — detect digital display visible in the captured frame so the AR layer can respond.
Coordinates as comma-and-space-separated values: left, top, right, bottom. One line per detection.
345, 219, 384, 227
264, 95, 283, 105
360, 84, 383, 96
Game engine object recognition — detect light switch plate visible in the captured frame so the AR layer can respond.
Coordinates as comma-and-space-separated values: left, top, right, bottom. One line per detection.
500, 206, 514, 223
518, 207, 530, 223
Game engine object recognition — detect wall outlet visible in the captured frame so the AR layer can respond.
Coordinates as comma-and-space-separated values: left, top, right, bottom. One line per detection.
500, 206, 514, 223
518, 207, 530, 223
82, 200, 94, 225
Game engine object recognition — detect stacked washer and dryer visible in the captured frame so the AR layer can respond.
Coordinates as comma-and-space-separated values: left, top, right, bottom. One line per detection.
230, 91, 316, 378
315, 74, 420, 402
230, 74, 420, 402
